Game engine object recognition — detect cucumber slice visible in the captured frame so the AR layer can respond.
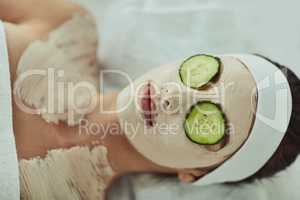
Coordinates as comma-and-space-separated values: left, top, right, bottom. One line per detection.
179, 54, 221, 88
184, 102, 225, 145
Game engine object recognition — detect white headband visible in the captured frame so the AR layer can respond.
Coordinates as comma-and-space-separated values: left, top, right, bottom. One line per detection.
194, 54, 292, 185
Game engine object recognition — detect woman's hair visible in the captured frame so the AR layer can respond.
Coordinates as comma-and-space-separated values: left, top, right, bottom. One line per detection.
240, 56, 300, 183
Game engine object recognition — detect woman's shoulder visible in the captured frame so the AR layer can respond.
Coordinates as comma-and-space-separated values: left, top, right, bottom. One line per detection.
4, 1, 91, 81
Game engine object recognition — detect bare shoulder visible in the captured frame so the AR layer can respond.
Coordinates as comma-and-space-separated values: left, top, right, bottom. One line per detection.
3, 0, 89, 81
2, 1, 94, 158
5, 23, 39, 81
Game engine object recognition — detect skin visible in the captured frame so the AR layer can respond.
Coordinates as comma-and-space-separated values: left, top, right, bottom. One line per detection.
0, 0, 202, 195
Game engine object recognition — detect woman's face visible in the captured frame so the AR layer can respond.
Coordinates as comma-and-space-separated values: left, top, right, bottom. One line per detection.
117, 56, 257, 169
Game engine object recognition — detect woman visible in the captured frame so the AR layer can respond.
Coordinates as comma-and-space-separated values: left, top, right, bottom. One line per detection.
0, 0, 299, 199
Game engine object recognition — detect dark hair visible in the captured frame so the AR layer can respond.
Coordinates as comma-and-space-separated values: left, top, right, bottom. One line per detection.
239, 56, 300, 183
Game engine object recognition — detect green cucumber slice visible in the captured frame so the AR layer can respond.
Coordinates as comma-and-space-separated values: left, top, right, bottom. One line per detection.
184, 102, 225, 145
179, 54, 221, 88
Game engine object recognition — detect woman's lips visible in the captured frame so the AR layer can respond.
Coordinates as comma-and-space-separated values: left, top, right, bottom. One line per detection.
139, 82, 157, 127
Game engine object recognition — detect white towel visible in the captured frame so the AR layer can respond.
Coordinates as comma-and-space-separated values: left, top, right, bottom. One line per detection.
0, 21, 20, 199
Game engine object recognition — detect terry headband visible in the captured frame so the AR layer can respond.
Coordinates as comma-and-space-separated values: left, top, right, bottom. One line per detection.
194, 54, 293, 185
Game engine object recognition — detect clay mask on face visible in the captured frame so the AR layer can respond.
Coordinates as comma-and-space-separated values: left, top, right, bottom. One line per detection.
117, 55, 258, 169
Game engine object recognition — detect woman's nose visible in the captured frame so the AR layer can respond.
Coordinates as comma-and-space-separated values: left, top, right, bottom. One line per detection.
158, 82, 220, 115
159, 83, 182, 114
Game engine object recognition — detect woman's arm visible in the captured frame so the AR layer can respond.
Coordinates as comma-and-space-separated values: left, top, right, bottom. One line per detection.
0, 0, 31, 23
0, 0, 87, 81
0, 0, 86, 23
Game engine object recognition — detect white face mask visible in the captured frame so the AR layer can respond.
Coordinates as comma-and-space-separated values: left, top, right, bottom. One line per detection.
117, 55, 257, 169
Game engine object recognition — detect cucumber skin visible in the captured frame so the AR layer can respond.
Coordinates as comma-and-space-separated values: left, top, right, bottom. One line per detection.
184, 101, 226, 145
179, 54, 221, 89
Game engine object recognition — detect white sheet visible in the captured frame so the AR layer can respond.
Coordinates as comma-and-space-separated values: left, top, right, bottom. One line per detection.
0, 21, 20, 200
75, 0, 300, 199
